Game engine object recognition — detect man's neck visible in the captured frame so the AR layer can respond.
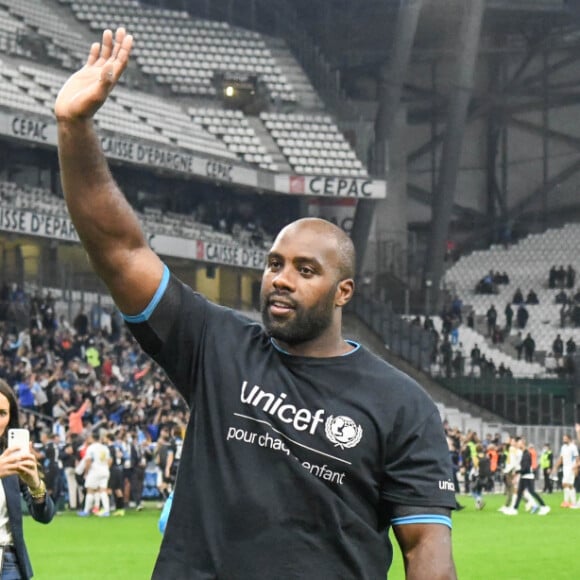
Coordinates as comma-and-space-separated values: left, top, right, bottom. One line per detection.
272, 337, 355, 358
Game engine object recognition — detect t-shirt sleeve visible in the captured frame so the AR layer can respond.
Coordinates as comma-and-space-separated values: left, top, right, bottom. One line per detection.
381, 407, 457, 510
122, 265, 210, 405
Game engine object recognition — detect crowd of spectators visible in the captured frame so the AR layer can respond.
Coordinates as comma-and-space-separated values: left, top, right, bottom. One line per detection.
416, 284, 579, 378
411, 295, 521, 380
434, 257, 580, 378
0, 281, 189, 513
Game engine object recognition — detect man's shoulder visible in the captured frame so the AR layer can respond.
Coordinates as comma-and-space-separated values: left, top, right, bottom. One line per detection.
174, 275, 263, 328
354, 346, 436, 404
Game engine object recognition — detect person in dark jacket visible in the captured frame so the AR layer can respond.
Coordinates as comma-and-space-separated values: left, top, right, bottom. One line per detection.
516, 304, 529, 329
0, 379, 55, 579
504, 303, 514, 332
523, 333, 536, 363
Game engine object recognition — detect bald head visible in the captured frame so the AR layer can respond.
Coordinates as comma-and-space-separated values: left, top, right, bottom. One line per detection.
276, 218, 356, 281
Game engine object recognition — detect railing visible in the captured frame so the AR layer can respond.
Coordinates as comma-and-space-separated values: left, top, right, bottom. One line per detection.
349, 294, 434, 373
20, 407, 54, 429
487, 0, 567, 10
438, 377, 576, 425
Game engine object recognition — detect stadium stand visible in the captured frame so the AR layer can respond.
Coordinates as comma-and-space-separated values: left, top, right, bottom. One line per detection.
421, 315, 545, 379
0, 4, 26, 39
109, 90, 238, 157
405, 316, 546, 378
0, 180, 249, 247
0, 64, 367, 176
436, 224, 580, 388
261, 111, 367, 176
444, 224, 580, 366
0, 59, 49, 115
12, 61, 238, 156
189, 107, 277, 170
0, 181, 68, 218
0, 0, 369, 177
0, 0, 86, 69
63, 0, 298, 103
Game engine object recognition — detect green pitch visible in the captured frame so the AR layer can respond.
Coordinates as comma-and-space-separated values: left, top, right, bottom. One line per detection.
24, 494, 580, 579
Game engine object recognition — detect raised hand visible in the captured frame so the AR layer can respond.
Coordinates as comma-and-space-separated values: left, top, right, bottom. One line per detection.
55, 28, 133, 122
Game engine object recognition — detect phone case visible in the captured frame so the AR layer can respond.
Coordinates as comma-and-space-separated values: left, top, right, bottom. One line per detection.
8, 429, 30, 449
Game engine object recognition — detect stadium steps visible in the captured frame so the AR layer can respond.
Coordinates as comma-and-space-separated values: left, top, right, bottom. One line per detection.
245, 116, 292, 173
473, 313, 547, 367
42, 0, 96, 60
45, 0, 150, 90
472, 313, 518, 357
263, 37, 323, 110
343, 311, 510, 425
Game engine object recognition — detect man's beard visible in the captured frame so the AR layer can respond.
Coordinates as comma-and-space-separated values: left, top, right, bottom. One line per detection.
261, 287, 336, 346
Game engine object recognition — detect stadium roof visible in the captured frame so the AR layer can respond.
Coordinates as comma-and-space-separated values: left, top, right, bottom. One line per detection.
288, 0, 577, 69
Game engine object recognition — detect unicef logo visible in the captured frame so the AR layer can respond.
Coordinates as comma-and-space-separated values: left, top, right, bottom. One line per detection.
325, 415, 363, 449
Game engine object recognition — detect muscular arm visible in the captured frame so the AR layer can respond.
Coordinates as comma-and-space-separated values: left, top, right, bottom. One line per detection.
393, 523, 456, 580
55, 28, 163, 315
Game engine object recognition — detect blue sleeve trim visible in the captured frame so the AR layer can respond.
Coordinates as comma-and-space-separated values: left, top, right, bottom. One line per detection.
122, 264, 170, 323
391, 515, 452, 529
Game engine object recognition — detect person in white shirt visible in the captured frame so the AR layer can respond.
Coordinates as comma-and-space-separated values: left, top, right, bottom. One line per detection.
552, 433, 579, 508
499, 436, 537, 513
77, 430, 112, 517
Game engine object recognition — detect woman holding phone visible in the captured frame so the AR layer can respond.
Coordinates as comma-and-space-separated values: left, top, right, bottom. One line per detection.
0, 379, 55, 579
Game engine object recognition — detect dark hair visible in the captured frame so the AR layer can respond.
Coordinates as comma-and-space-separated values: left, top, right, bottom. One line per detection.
0, 378, 22, 450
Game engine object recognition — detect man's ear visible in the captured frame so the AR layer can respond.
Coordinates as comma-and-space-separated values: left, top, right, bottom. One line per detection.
335, 279, 355, 307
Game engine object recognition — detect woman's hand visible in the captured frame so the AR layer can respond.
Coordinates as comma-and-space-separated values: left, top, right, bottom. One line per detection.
0, 447, 41, 489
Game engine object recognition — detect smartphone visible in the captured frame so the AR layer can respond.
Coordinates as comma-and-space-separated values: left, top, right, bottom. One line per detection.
8, 428, 30, 450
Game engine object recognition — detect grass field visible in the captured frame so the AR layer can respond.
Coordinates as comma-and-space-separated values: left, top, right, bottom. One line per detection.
24, 493, 580, 579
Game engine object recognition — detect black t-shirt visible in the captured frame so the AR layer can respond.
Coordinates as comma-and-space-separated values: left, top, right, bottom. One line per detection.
126, 271, 456, 580
109, 443, 124, 468
155, 439, 176, 471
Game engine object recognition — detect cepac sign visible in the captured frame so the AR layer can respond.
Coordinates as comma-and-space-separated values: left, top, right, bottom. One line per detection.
276, 174, 386, 199
0, 112, 57, 145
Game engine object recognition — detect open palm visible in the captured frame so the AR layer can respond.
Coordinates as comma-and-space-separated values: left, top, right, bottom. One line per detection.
54, 28, 133, 121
